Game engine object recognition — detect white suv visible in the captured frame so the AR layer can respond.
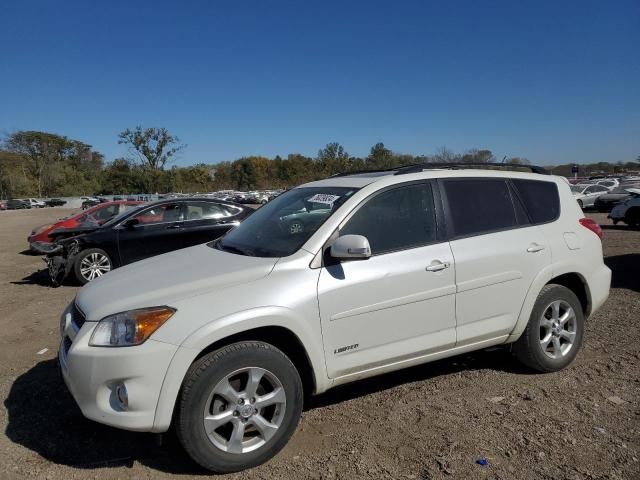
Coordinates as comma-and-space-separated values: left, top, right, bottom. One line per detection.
58, 165, 611, 472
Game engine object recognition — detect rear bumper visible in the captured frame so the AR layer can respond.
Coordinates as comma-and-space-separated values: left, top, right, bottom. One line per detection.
587, 264, 611, 317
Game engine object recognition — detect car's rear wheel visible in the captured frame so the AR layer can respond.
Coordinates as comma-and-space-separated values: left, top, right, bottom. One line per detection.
176, 341, 303, 473
74, 248, 112, 284
513, 284, 584, 372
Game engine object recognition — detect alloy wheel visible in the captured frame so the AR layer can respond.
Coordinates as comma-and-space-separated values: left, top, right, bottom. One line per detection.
539, 300, 577, 359
203, 367, 286, 454
79, 252, 111, 281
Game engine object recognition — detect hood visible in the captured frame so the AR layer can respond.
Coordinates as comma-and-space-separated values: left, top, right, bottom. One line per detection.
50, 223, 103, 240
75, 243, 277, 321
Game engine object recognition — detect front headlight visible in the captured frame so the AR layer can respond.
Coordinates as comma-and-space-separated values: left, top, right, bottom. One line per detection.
89, 306, 176, 347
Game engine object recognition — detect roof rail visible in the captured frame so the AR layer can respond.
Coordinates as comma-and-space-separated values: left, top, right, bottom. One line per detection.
330, 162, 550, 178
330, 167, 397, 177
393, 162, 550, 175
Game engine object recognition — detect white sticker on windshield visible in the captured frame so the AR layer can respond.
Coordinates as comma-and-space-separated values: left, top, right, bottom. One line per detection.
307, 194, 340, 205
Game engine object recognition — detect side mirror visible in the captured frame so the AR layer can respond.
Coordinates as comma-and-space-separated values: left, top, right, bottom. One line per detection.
330, 235, 372, 260
123, 218, 140, 229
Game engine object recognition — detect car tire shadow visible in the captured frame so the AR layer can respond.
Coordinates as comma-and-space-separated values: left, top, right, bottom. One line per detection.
604, 253, 640, 292
10, 269, 52, 287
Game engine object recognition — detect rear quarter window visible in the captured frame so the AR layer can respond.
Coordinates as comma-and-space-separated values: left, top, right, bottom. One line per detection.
441, 179, 518, 238
512, 179, 560, 224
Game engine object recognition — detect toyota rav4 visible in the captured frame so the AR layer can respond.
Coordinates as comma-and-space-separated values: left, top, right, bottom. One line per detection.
58, 164, 611, 473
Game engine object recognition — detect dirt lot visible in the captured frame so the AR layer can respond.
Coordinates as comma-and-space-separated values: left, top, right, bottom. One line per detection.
0, 208, 638, 479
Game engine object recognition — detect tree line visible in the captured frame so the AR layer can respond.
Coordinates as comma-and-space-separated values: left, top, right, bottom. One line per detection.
1, 128, 638, 198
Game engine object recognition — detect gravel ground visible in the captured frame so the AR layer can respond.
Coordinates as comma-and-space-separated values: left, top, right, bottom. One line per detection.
0, 208, 638, 480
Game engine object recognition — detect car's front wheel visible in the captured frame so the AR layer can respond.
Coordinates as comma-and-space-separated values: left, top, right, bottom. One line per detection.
177, 341, 303, 473
74, 248, 112, 284
513, 284, 584, 372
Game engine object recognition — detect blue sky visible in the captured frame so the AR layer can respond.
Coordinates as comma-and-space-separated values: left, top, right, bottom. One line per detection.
1, 0, 638, 166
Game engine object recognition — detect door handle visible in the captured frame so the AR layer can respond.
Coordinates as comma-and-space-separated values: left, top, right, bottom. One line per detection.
527, 243, 545, 253
426, 260, 450, 272
167, 224, 182, 230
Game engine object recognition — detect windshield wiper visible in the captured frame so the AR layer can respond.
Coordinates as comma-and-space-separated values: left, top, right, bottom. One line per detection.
215, 240, 254, 256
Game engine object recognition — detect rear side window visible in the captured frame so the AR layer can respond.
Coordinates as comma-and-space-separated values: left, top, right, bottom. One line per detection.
442, 179, 517, 237
512, 179, 560, 224
185, 202, 241, 220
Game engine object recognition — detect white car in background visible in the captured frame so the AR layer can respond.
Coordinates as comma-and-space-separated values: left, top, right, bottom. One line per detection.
27, 198, 46, 208
609, 188, 640, 227
596, 178, 619, 189
571, 184, 609, 209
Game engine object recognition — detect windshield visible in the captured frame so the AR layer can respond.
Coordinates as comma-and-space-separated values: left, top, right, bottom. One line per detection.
215, 186, 358, 257
570, 185, 585, 193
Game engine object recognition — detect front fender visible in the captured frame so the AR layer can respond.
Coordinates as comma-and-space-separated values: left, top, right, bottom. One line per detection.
151, 306, 329, 432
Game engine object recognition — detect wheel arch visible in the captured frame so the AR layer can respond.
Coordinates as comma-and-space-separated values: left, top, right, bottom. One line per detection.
546, 272, 591, 318
191, 325, 316, 400
508, 265, 592, 342
152, 314, 327, 433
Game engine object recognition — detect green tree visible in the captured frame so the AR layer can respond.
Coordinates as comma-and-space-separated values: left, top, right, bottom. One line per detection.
317, 142, 349, 176
118, 126, 185, 171
0, 150, 34, 198
4, 131, 76, 196
366, 142, 393, 169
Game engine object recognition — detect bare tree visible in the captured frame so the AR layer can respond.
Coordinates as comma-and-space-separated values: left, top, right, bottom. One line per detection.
432, 146, 460, 163
118, 126, 185, 170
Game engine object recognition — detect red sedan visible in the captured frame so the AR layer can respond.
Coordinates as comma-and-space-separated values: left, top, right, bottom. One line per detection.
28, 200, 143, 247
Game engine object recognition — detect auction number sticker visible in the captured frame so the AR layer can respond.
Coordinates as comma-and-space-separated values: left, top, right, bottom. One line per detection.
307, 194, 340, 205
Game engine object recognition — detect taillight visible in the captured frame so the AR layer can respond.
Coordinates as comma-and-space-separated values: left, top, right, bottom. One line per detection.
579, 218, 603, 239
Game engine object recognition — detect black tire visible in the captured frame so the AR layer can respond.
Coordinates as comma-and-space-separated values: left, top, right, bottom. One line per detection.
513, 284, 584, 372
73, 248, 112, 285
625, 208, 640, 227
176, 341, 303, 473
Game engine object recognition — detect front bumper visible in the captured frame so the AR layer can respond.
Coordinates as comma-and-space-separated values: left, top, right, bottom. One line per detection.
59, 307, 178, 432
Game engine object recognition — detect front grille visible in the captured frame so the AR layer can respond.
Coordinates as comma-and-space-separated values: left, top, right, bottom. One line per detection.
72, 303, 86, 330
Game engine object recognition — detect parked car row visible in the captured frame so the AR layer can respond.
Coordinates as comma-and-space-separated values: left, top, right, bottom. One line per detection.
205, 190, 284, 204
1, 198, 69, 209
570, 177, 640, 211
